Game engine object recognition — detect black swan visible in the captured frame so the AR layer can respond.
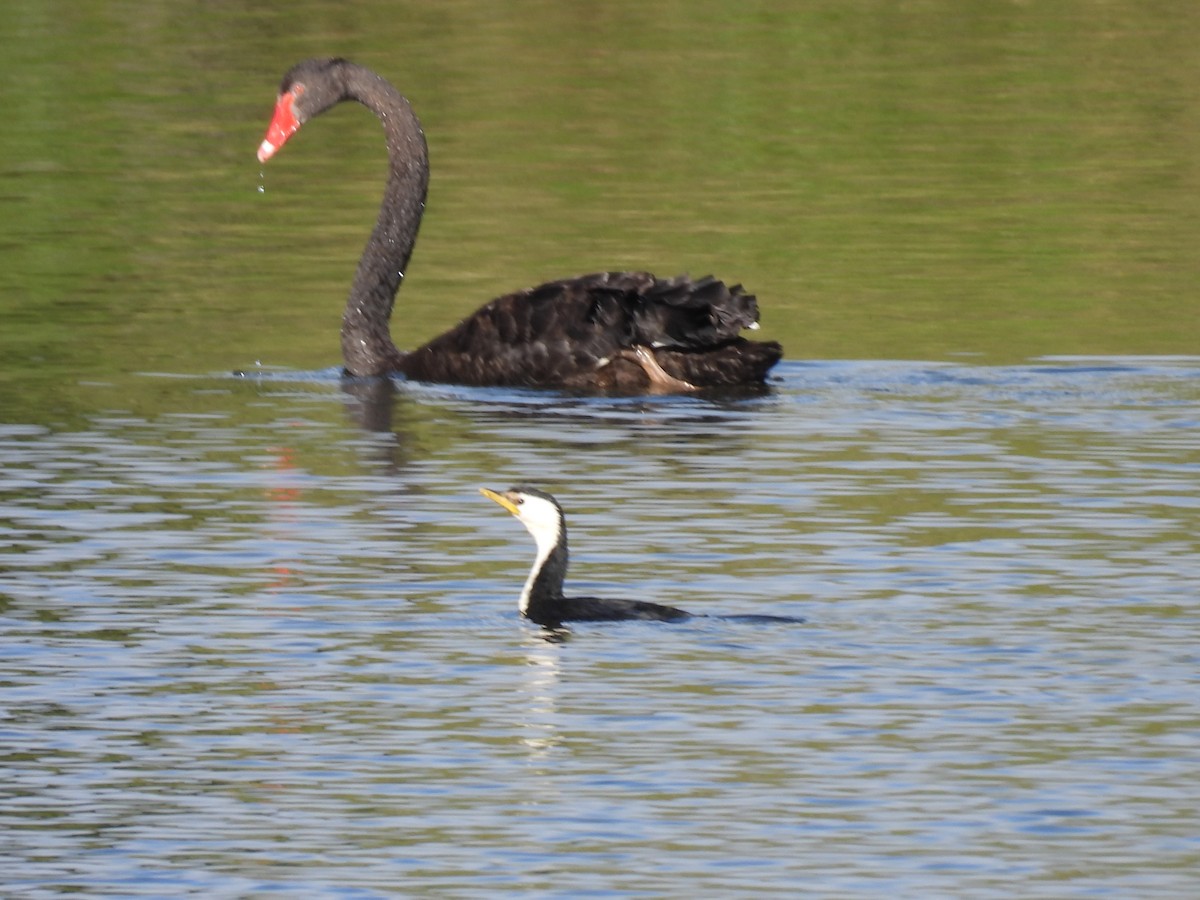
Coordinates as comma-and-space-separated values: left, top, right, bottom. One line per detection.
481, 486, 804, 629
257, 58, 783, 392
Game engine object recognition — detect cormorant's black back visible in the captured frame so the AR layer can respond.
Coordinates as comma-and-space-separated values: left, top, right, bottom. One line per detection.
527, 594, 693, 629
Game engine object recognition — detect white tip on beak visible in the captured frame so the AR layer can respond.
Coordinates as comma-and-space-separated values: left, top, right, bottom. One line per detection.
257, 139, 278, 164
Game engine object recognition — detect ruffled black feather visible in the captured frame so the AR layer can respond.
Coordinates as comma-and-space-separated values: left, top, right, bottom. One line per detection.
402, 272, 782, 391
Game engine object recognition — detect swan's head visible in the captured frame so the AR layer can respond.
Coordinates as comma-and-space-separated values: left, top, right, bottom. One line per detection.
258, 58, 352, 163
480, 486, 564, 554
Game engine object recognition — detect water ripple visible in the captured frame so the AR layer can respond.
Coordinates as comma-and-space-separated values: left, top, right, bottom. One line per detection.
1, 359, 1198, 896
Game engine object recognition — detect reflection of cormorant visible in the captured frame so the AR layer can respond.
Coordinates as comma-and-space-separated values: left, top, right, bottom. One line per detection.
481, 486, 804, 629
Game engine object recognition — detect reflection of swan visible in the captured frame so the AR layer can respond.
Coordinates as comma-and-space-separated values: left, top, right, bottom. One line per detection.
257, 58, 783, 392
481, 486, 804, 628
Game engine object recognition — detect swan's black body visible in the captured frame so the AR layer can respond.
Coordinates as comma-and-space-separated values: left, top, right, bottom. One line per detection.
259, 58, 783, 392
481, 486, 802, 629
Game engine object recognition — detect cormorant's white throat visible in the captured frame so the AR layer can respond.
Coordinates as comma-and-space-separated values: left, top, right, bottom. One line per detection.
480, 488, 561, 615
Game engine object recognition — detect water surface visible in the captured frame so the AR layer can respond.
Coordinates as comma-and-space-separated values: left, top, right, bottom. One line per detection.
3, 360, 1199, 896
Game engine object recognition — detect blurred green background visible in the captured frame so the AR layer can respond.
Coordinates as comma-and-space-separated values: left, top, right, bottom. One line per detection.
2, 0, 1198, 420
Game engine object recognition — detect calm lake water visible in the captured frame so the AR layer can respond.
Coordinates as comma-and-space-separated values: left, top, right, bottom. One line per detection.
2, 0, 1200, 896
4, 360, 1199, 896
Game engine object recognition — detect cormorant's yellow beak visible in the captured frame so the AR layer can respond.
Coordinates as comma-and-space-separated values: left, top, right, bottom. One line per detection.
480, 487, 520, 517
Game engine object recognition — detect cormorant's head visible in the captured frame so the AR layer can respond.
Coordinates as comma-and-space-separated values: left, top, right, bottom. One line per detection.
480, 486, 564, 549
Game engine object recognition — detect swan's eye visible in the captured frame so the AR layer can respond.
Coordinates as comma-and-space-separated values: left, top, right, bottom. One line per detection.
514, 497, 524, 505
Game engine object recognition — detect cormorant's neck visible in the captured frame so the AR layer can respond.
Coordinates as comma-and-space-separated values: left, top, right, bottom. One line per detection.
520, 524, 569, 625
339, 64, 429, 376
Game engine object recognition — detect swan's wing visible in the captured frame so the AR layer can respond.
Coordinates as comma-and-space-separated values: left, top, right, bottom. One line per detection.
402, 272, 777, 388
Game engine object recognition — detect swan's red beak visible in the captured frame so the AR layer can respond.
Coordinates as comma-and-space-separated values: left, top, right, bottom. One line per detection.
257, 91, 302, 163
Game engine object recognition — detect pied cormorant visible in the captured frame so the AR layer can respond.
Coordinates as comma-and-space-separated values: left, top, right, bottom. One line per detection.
480, 486, 803, 628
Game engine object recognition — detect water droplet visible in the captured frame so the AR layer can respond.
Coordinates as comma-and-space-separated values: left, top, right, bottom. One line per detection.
257, 169, 266, 194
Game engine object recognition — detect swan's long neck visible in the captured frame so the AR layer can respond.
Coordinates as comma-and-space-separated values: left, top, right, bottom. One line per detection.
339, 65, 429, 376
